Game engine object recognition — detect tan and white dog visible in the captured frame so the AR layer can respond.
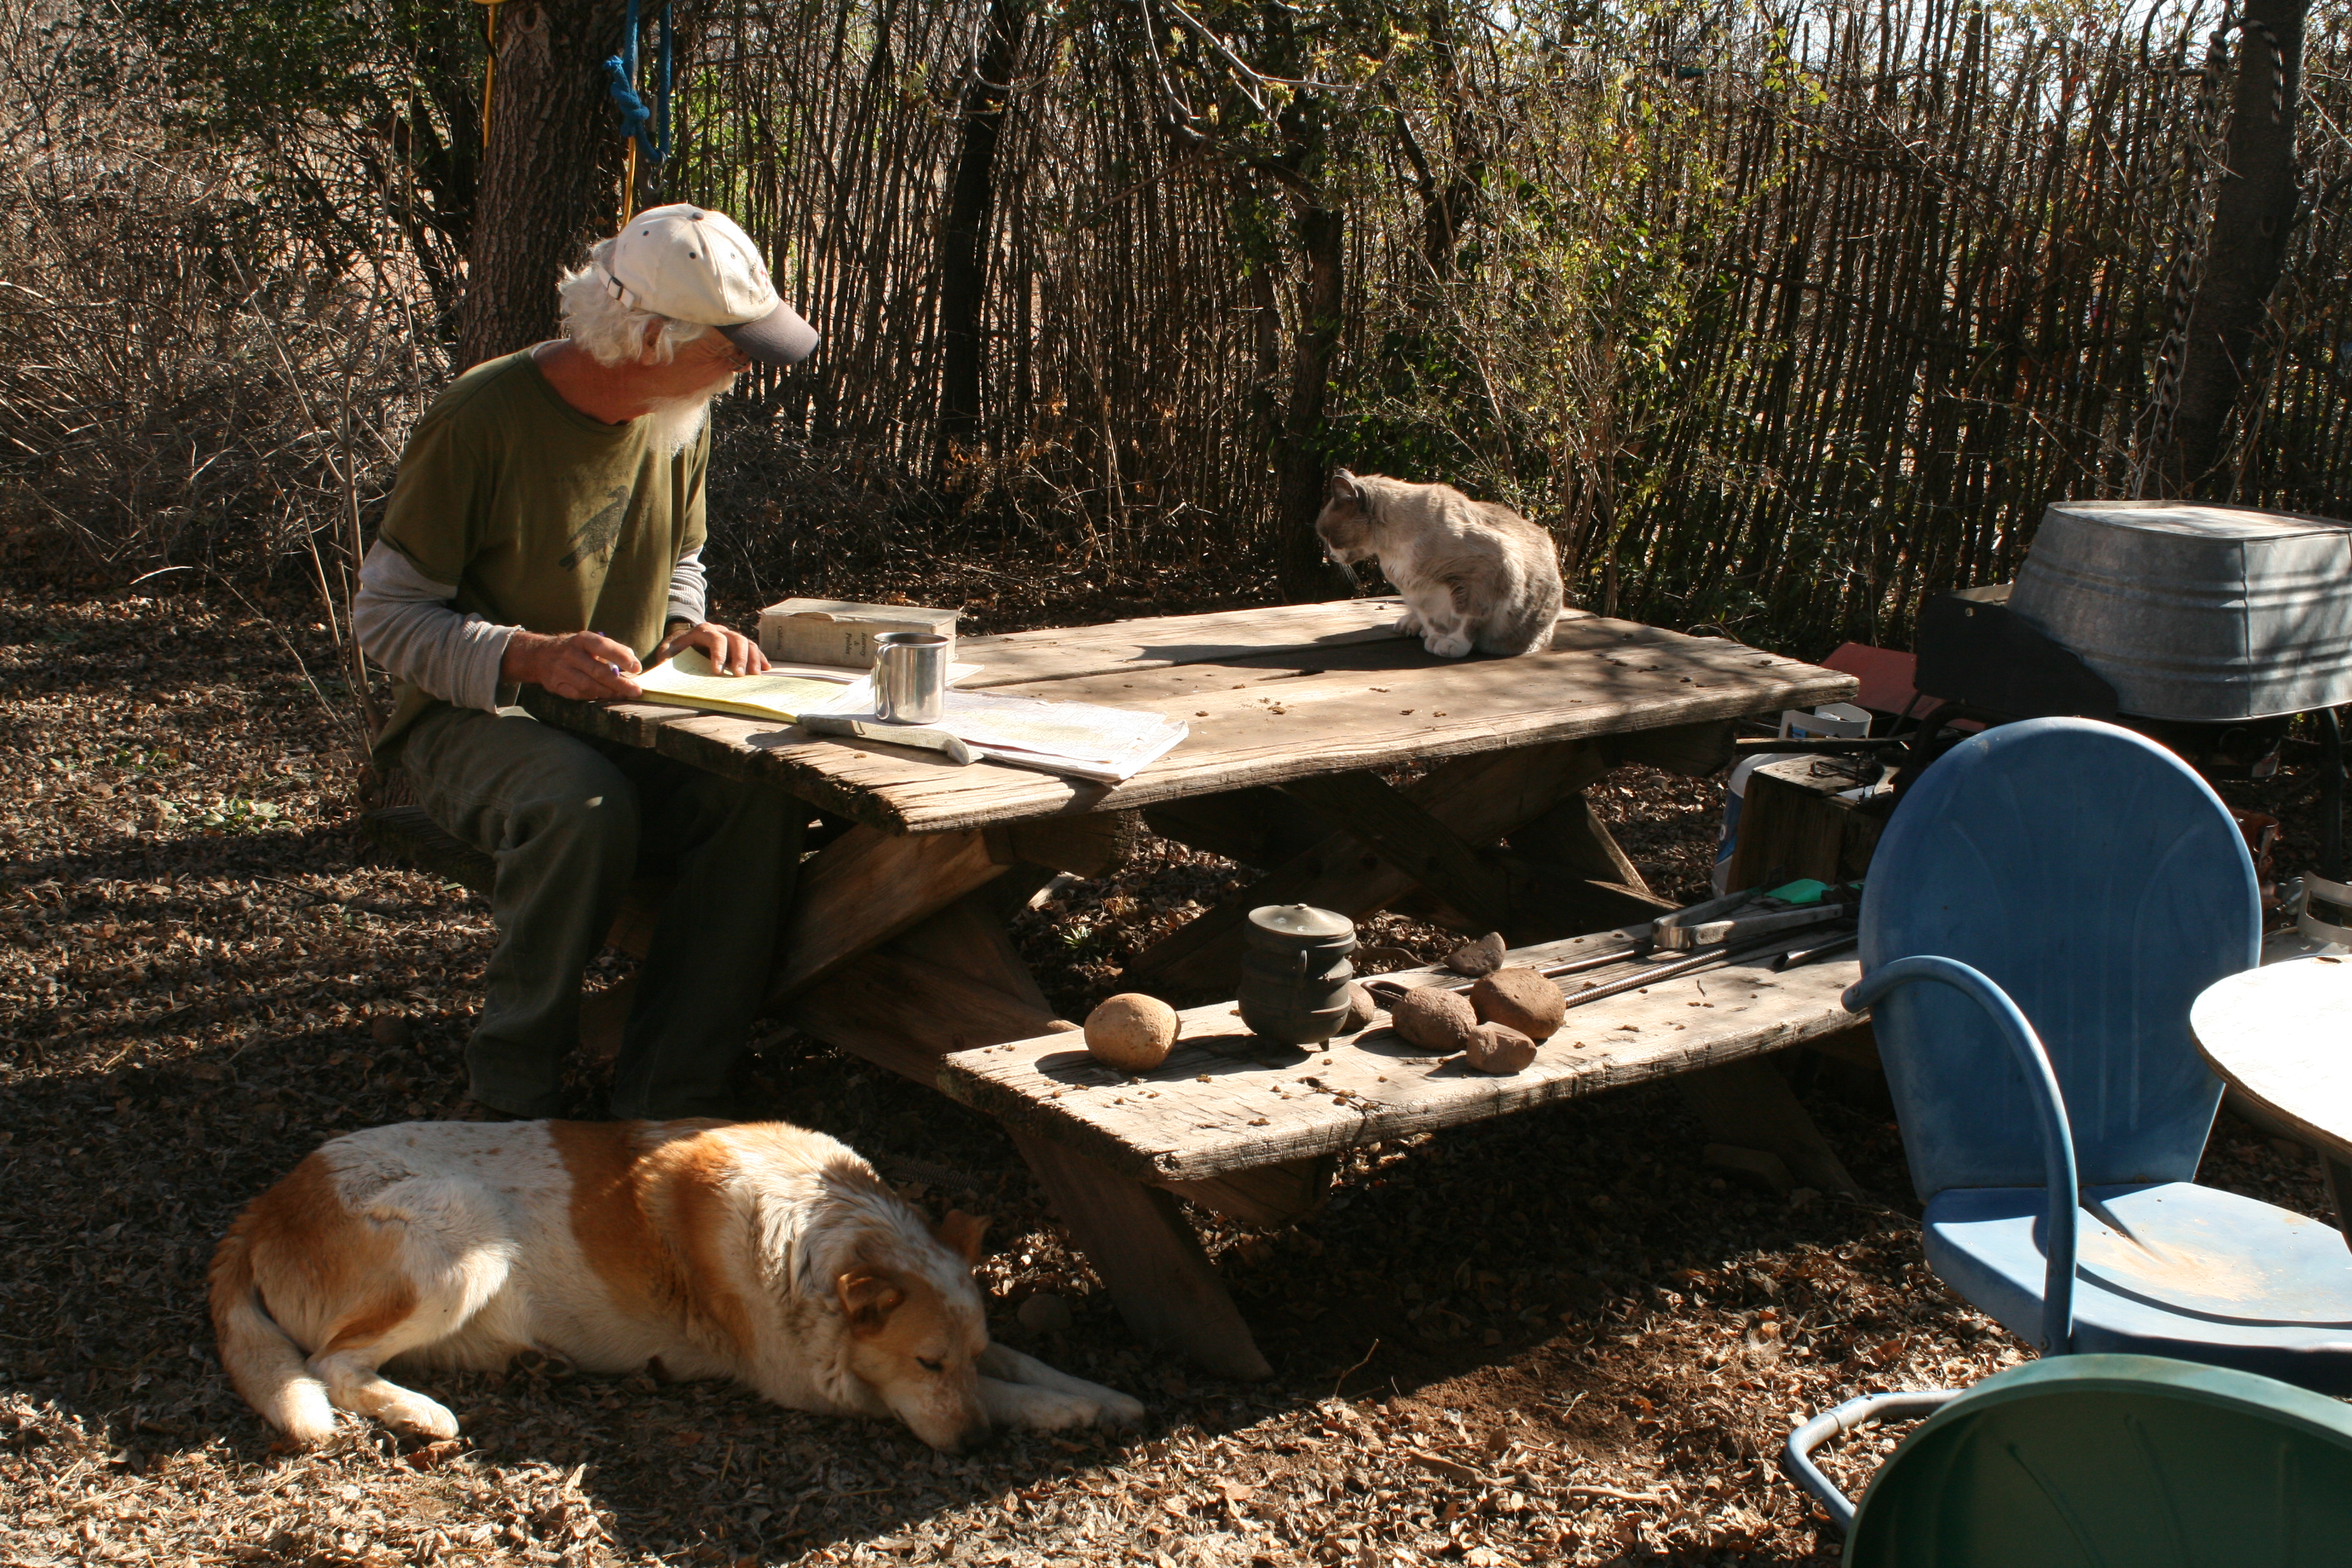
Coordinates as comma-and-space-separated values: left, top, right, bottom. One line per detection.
209, 1119, 1146, 1450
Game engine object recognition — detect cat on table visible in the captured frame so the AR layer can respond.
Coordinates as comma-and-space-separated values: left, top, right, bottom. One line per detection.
1312, 469, 1564, 658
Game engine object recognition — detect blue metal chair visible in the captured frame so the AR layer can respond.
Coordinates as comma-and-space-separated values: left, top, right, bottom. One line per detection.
1846, 716, 2352, 1390
1785, 1353, 2352, 1560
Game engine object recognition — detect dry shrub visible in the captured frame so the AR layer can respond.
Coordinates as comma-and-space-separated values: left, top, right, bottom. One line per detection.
0, 1, 435, 609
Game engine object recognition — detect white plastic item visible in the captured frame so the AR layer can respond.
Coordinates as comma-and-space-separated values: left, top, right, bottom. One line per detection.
1779, 702, 1872, 740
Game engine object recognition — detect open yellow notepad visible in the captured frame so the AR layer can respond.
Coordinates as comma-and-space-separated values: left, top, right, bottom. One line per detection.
630, 650, 859, 723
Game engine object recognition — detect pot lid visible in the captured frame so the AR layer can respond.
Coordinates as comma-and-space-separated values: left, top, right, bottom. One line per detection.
1247, 903, 1355, 943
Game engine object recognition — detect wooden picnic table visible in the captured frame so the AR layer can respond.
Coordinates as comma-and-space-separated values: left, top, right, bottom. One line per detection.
2192, 952, 2352, 1249
531, 598, 1860, 1374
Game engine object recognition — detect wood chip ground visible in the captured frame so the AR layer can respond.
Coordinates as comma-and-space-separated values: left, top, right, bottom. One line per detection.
2, 585, 2337, 1568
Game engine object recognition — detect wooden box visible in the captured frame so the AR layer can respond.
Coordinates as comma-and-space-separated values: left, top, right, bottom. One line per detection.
756, 599, 958, 668
1725, 754, 1893, 892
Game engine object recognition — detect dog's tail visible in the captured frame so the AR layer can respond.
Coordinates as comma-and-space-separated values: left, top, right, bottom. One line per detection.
208, 1215, 336, 1443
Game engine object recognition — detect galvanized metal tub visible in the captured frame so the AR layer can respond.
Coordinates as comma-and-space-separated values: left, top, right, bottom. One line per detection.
2008, 500, 2352, 722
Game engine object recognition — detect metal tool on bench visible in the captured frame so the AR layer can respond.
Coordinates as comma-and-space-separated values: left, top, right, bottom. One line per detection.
1773, 929, 1860, 972
1650, 879, 1857, 952
1364, 884, 1861, 1018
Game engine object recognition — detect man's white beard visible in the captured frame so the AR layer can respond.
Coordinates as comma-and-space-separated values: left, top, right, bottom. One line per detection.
642, 378, 733, 457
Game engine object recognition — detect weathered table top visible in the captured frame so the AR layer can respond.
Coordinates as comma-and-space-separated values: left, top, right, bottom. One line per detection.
2192, 953, 2352, 1158
532, 599, 1855, 834
937, 925, 1864, 1182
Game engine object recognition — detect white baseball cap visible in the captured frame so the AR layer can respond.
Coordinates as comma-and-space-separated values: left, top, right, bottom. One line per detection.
601, 203, 820, 365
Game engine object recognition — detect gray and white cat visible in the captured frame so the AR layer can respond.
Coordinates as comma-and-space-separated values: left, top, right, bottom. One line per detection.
1313, 469, 1564, 658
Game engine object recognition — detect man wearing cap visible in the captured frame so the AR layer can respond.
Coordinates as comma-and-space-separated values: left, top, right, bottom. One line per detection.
353, 204, 821, 1120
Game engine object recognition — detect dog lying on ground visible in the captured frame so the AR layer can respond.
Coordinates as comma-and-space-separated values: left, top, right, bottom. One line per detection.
209, 1119, 1146, 1450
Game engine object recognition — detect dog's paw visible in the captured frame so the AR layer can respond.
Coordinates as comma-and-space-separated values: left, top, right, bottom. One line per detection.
383, 1393, 462, 1440
1089, 1387, 1148, 1429
1423, 629, 1473, 658
279, 1413, 341, 1447
983, 1374, 1143, 1434
1016, 1390, 1109, 1432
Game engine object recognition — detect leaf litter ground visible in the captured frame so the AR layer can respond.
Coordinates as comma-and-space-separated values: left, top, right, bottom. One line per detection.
2, 583, 2339, 1567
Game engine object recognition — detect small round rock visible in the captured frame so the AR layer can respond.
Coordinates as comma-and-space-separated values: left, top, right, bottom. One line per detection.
1462, 1021, 1538, 1075
1389, 985, 1478, 1053
1469, 967, 1566, 1040
1083, 993, 1180, 1072
1338, 981, 1380, 1035
1444, 931, 1508, 977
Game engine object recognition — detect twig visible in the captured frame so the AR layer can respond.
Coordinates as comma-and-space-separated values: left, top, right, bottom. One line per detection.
1565, 1484, 1667, 1504
1331, 1338, 1380, 1399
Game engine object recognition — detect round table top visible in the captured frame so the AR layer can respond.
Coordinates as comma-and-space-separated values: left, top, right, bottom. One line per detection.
2190, 954, 2352, 1158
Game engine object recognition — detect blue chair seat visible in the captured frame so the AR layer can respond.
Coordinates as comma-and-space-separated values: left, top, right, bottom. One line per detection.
1926, 1181, 2352, 1391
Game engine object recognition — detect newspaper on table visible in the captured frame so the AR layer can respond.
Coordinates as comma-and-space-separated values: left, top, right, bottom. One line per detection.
818, 688, 1186, 783
630, 651, 1184, 782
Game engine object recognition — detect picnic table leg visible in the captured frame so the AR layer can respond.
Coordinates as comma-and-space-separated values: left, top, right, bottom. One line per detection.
901, 906, 1277, 1377
780, 889, 1276, 1379
1009, 1131, 1273, 1380
1675, 1053, 1862, 1197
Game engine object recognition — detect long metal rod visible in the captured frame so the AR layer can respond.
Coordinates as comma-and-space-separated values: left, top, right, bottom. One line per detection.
1773, 930, 1860, 972
1560, 932, 1812, 1011
1367, 941, 1649, 1003
1538, 944, 1651, 981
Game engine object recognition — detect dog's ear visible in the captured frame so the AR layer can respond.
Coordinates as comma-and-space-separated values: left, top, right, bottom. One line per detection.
837, 1268, 907, 1335
933, 1209, 989, 1266
1327, 469, 1362, 503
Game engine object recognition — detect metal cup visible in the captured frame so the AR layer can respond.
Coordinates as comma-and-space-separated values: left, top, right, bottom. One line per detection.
873, 632, 949, 724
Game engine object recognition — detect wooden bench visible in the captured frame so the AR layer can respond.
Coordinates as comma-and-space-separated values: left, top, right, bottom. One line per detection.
936, 923, 1868, 1374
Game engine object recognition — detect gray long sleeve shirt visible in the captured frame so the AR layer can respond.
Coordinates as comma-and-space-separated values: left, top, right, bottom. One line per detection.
353, 540, 707, 714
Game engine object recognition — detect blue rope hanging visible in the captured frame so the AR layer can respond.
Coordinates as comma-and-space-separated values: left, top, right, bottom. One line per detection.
602, 0, 671, 166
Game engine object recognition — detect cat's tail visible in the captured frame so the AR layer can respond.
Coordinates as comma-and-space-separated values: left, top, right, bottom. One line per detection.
1494, 570, 1564, 656
209, 1214, 338, 1443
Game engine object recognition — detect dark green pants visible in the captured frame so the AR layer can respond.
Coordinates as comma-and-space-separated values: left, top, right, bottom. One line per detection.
400, 704, 805, 1119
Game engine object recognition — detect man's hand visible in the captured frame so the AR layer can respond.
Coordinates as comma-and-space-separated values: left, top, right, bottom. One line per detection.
503, 630, 644, 701
652, 620, 769, 676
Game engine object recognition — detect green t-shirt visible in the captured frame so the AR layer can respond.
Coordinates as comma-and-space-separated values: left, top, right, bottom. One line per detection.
372, 348, 708, 757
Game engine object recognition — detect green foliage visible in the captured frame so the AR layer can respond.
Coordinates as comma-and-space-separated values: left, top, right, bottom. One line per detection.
1333, 2, 1782, 543
114, 0, 485, 325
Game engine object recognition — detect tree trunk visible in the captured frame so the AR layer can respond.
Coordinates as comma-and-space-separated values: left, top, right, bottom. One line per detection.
459, 0, 632, 369
2159, 0, 2307, 496
1272, 197, 1352, 601
1412, 1, 1480, 286
935, 0, 1027, 476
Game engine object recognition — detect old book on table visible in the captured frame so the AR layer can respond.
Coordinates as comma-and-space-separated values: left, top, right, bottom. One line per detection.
756, 599, 959, 667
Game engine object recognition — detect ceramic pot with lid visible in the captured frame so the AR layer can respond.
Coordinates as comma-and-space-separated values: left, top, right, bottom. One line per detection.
1238, 904, 1357, 1045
